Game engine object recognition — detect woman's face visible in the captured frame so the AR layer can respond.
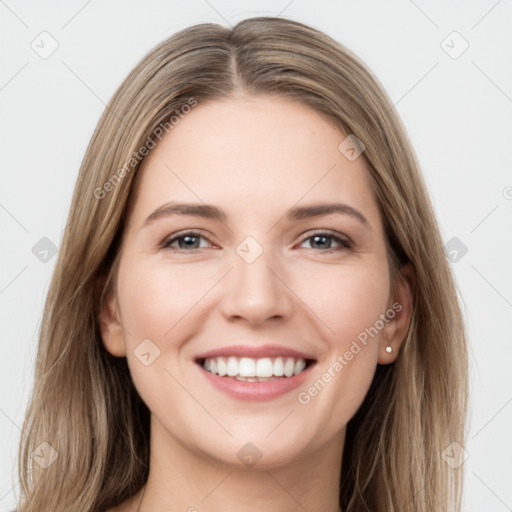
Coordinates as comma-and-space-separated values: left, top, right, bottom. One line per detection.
100, 94, 411, 469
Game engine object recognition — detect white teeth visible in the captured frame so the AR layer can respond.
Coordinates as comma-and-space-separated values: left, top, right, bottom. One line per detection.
217, 358, 227, 377
239, 357, 256, 377
284, 358, 295, 377
227, 357, 238, 377
235, 376, 278, 382
256, 358, 274, 377
235, 376, 258, 382
293, 359, 306, 375
273, 357, 284, 376
202, 356, 309, 378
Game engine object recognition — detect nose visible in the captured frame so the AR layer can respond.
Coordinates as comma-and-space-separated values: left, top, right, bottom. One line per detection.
220, 248, 295, 327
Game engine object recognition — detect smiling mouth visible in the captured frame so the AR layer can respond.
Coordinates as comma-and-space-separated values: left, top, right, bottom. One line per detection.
196, 356, 316, 382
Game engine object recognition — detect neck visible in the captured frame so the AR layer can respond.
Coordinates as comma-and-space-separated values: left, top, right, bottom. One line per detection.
136, 416, 345, 512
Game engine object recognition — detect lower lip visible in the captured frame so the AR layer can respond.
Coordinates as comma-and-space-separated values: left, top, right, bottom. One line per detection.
197, 363, 314, 401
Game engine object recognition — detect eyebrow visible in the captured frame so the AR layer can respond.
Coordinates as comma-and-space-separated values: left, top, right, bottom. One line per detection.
143, 201, 372, 231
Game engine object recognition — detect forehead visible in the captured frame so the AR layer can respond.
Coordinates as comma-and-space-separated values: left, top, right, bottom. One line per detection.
128, 94, 382, 231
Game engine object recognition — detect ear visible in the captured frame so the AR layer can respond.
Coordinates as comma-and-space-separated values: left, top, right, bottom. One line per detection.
97, 274, 127, 357
378, 262, 415, 364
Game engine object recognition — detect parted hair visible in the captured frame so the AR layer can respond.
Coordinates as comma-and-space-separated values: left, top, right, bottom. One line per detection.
16, 16, 468, 512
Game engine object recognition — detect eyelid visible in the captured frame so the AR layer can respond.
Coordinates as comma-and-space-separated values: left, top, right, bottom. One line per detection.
300, 228, 353, 244
161, 229, 217, 250
297, 229, 353, 251
161, 228, 353, 253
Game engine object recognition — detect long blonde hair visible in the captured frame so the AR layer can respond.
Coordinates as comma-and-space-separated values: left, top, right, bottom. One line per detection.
16, 16, 468, 512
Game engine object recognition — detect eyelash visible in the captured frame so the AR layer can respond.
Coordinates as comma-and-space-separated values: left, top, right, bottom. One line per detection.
161, 229, 353, 254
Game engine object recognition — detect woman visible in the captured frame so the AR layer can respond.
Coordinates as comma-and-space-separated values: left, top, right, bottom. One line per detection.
16, 16, 468, 512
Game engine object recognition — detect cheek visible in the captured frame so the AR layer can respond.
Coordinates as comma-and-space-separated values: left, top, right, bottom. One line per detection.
117, 257, 217, 341
285, 261, 391, 451
294, 269, 388, 439
118, 251, 390, 355
298, 258, 391, 349
115, 257, 226, 394
115, 257, 205, 408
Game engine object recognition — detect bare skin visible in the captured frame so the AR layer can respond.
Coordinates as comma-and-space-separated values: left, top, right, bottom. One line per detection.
100, 93, 414, 512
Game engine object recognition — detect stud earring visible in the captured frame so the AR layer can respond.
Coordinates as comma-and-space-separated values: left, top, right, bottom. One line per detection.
385, 346, 393, 354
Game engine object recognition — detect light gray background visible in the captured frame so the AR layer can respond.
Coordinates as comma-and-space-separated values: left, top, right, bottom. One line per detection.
1, 1, 511, 510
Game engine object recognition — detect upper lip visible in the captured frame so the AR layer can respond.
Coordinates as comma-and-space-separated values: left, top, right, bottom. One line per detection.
195, 344, 316, 361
